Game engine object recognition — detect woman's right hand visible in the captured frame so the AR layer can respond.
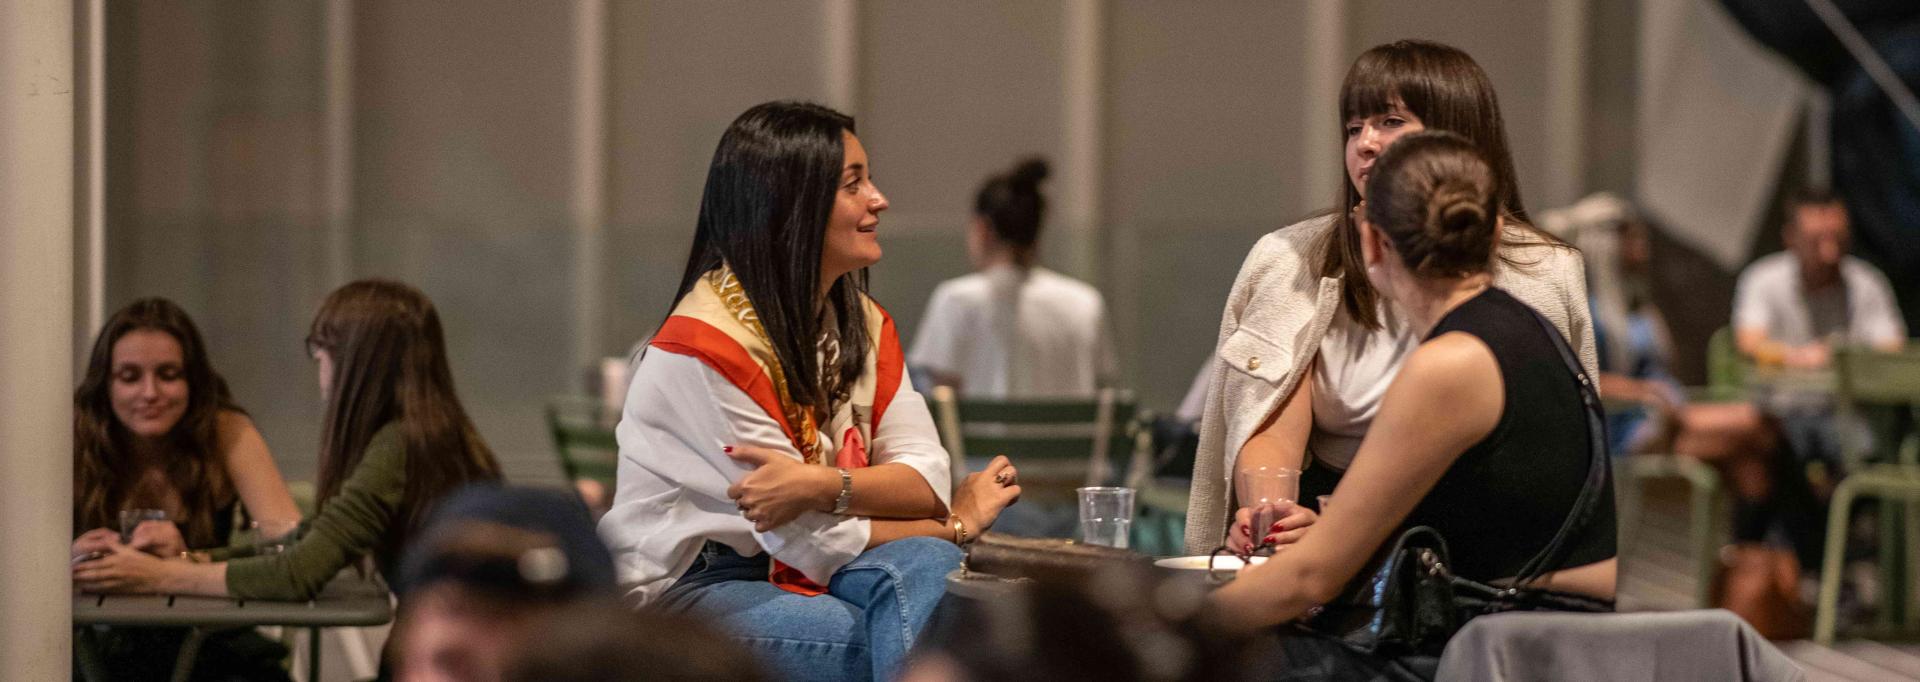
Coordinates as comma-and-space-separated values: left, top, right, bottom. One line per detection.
72, 528, 118, 561
950, 455, 1022, 534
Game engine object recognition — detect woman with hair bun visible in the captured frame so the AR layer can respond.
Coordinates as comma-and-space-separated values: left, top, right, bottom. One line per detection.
909, 156, 1116, 399
1209, 132, 1616, 678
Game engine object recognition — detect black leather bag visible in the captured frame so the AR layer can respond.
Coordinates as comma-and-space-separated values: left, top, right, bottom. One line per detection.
1301, 308, 1615, 657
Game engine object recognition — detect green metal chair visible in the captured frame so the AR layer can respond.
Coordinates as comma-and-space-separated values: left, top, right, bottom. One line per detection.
929, 387, 1137, 494
1813, 346, 1920, 644
929, 386, 1188, 553
1129, 475, 1190, 558
546, 395, 620, 489
1610, 326, 1745, 607
1612, 400, 1729, 608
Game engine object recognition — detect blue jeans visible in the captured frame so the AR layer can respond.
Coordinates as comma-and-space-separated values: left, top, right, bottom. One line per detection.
659, 536, 962, 682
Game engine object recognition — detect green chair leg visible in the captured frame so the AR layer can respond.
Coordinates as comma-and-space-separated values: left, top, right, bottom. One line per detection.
1879, 500, 1903, 630
1907, 497, 1920, 631
1815, 481, 1860, 645
1615, 459, 1644, 554
1684, 463, 1725, 609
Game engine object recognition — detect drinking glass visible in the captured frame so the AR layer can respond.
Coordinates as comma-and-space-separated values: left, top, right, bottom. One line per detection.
1076, 486, 1135, 549
118, 508, 169, 544
247, 520, 301, 555
1236, 466, 1299, 554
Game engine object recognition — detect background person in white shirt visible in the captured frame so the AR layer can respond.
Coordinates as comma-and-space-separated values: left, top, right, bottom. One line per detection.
1734, 188, 1906, 368
1732, 188, 1907, 497
909, 157, 1116, 399
598, 101, 1023, 682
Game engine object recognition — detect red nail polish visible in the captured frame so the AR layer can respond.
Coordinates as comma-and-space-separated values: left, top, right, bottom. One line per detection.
723, 446, 733, 453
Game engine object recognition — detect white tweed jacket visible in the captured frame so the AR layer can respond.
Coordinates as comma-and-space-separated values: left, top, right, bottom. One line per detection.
1182, 214, 1598, 553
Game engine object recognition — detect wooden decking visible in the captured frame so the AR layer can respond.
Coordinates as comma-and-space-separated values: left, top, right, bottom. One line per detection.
1620, 478, 1920, 681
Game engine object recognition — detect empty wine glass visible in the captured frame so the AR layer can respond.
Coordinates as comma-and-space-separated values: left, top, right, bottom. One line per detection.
118, 508, 169, 544
1236, 466, 1299, 555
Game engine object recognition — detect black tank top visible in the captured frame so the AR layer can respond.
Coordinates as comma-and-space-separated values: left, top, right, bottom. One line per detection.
1405, 287, 1616, 581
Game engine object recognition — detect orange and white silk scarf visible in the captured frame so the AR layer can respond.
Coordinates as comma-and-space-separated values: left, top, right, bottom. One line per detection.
649, 265, 905, 595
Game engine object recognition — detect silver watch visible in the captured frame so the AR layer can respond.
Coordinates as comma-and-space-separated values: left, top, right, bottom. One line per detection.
831, 467, 854, 514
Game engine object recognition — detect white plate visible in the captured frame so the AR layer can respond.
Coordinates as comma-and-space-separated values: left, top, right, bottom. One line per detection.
1153, 554, 1268, 571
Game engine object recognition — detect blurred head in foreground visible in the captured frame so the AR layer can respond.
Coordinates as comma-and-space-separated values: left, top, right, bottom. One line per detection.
502, 600, 767, 682
393, 485, 614, 682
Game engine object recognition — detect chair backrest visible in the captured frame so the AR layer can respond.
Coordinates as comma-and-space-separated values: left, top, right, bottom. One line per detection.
1834, 346, 1920, 406
546, 396, 620, 485
1833, 346, 1920, 466
930, 387, 1138, 488
1705, 326, 1749, 401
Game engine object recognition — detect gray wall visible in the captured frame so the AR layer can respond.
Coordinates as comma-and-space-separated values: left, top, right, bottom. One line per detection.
103, 0, 1635, 485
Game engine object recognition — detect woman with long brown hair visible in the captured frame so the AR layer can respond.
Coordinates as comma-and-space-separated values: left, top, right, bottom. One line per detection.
69, 298, 301, 681
74, 280, 502, 604
1187, 40, 1598, 556
71, 297, 299, 556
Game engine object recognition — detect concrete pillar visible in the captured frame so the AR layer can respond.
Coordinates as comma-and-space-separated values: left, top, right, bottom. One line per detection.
1301, 1, 1349, 208
0, 0, 77, 678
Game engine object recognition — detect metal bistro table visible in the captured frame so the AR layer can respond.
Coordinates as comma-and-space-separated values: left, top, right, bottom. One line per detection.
73, 571, 392, 682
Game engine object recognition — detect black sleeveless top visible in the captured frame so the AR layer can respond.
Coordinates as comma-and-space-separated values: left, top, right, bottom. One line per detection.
1403, 287, 1616, 581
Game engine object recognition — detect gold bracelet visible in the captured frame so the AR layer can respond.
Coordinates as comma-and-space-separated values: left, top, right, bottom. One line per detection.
950, 515, 970, 546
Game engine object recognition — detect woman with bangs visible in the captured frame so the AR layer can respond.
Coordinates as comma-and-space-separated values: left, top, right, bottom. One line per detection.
1209, 131, 1616, 681
1185, 40, 1598, 556
74, 280, 503, 610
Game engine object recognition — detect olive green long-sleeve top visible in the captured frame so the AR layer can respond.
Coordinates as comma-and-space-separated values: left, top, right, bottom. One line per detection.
224, 422, 405, 600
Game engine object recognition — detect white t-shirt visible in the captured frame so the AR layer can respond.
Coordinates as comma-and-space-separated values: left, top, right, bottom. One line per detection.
597, 351, 952, 606
1732, 252, 1906, 349
908, 264, 1116, 399
1308, 302, 1418, 471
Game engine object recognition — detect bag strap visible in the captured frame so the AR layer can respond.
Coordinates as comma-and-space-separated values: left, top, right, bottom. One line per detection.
1512, 308, 1610, 585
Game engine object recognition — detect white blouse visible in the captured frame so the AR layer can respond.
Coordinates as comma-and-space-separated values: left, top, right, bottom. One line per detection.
597, 350, 953, 606
1307, 302, 1418, 471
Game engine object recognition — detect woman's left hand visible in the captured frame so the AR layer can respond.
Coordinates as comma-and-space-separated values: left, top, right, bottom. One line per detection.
72, 541, 176, 594
726, 445, 838, 532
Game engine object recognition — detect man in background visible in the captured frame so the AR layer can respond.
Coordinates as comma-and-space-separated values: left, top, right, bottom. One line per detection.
1734, 188, 1904, 368
1732, 188, 1905, 471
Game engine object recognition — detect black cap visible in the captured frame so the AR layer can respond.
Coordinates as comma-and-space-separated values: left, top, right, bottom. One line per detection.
396, 485, 615, 598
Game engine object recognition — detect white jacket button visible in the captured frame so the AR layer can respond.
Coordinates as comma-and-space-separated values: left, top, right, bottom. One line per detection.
1247, 356, 1261, 371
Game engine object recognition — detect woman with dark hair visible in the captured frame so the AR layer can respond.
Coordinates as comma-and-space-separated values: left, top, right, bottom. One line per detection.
1186, 40, 1598, 556
909, 157, 1115, 398
74, 280, 502, 606
70, 298, 299, 557
599, 100, 1024, 682
1210, 132, 1616, 680
68, 298, 300, 681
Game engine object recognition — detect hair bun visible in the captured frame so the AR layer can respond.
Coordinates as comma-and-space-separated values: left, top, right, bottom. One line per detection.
1432, 183, 1488, 236
1010, 157, 1050, 189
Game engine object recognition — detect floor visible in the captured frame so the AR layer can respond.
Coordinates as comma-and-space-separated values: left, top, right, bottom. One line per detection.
1620, 477, 1920, 681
